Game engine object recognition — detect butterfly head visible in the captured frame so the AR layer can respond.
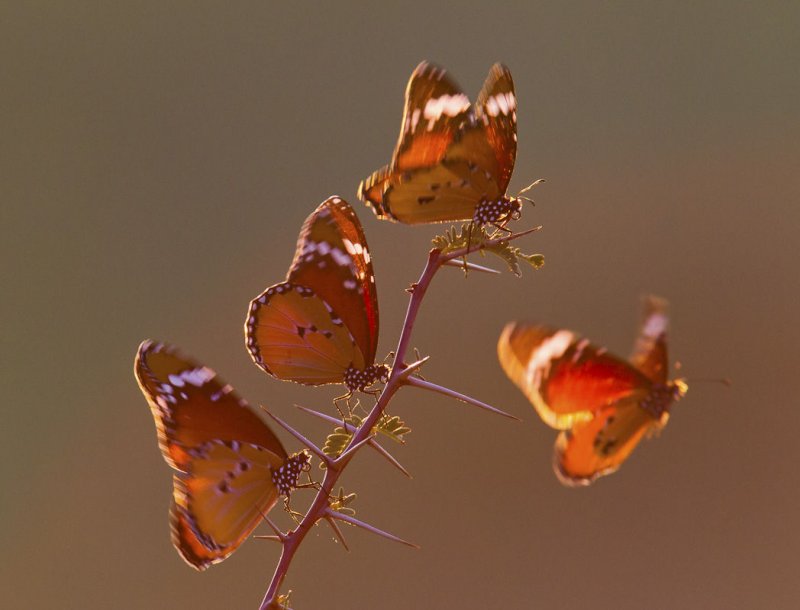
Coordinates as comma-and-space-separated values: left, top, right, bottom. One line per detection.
272, 450, 311, 497
639, 380, 689, 422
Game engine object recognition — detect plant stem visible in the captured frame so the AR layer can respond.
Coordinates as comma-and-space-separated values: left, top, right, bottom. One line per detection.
259, 249, 442, 609
258, 227, 534, 607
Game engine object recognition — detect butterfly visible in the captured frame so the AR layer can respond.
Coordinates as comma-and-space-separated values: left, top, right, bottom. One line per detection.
245, 196, 388, 397
134, 340, 310, 570
497, 296, 688, 486
358, 61, 534, 226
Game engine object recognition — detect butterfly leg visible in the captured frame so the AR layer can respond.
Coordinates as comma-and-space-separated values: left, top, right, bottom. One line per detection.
333, 391, 355, 422
463, 221, 476, 274
282, 496, 305, 524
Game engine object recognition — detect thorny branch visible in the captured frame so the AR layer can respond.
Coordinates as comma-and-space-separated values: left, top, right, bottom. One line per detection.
259, 226, 537, 610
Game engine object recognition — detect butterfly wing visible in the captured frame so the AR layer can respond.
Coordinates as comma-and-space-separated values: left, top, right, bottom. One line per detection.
171, 440, 283, 570
391, 61, 472, 173
474, 63, 517, 196
360, 62, 486, 224
287, 197, 379, 366
629, 295, 670, 384
498, 323, 652, 429
135, 341, 288, 569
245, 197, 377, 385
135, 340, 287, 470
246, 282, 365, 384
553, 394, 666, 486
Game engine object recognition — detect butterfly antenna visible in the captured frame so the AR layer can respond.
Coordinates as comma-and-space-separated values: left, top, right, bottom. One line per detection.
517, 178, 545, 196
684, 377, 732, 387
517, 178, 545, 206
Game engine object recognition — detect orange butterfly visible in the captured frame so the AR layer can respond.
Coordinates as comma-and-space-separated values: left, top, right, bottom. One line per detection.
358, 61, 532, 226
135, 340, 310, 570
497, 296, 688, 486
245, 196, 388, 396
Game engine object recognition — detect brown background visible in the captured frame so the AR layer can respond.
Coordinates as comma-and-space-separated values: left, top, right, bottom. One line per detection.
3, 2, 799, 609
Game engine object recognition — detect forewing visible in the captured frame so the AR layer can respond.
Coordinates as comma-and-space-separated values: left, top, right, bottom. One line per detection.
630, 295, 670, 384
475, 63, 517, 195
134, 340, 287, 471
245, 282, 364, 385
391, 61, 472, 172
498, 323, 651, 429
287, 197, 379, 365
553, 396, 665, 486
170, 440, 282, 570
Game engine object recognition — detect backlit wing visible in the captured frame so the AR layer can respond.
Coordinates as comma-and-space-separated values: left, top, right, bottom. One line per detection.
629, 295, 670, 384
391, 61, 471, 172
245, 282, 364, 385
134, 340, 287, 471
359, 62, 496, 224
170, 440, 282, 570
287, 197, 379, 365
553, 395, 666, 486
475, 63, 517, 195
498, 323, 651, 429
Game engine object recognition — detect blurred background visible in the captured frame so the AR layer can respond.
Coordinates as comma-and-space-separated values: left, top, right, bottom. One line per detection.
3, 2, 798, 608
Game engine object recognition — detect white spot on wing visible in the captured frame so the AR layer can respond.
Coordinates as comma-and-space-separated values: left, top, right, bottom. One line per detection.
423, 93, 470, 129
525, 330, 574, 389
181, 366, 215, 387
643, 313, 668, 338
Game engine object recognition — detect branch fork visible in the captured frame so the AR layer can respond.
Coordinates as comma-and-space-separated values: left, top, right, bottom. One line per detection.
258, 224, 538, 609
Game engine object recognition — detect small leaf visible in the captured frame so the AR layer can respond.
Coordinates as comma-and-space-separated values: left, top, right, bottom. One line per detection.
329, 486, 357, 516
432, 223, 544, 276
274, 591, 292, 609
322, 426, 354, 459
375, 413, 411, 443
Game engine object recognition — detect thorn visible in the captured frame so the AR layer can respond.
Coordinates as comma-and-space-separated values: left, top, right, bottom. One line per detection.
325, 508, 419, 549
368, 439, 412, 478
500, 224, 542, 244
396, 355, 430, 379
264, 515, 286, 540
335, 434, 374, 465
403, 376, 520, 421
324, 516, 350, 552
443, 259, 501, 275
294, 404, 411, 478
253, 535, 283, 543
405, 282, 418, 294
260, 407, 332, 465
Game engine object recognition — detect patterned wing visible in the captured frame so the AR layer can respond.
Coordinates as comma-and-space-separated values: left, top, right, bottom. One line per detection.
134, 341, 301, 569
498, 323, 652, 430
379, 158, 493, 224
629, 295, 670, 384
134, 340, 287, 471
359, 61, 477, 223
553, 395, 666, 486
287, 197, 379, 365
170, 440, 283, 570
245, 282, 365, 385
474, 63, 517, 195
357, 164, 392, 218
391, 61, 472, 172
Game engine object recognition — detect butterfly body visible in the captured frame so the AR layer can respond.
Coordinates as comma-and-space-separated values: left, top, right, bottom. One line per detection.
245, 197, 388, 395
498, 296, 688, 486
135, 340, 309, 570
359, 62, 524, 226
